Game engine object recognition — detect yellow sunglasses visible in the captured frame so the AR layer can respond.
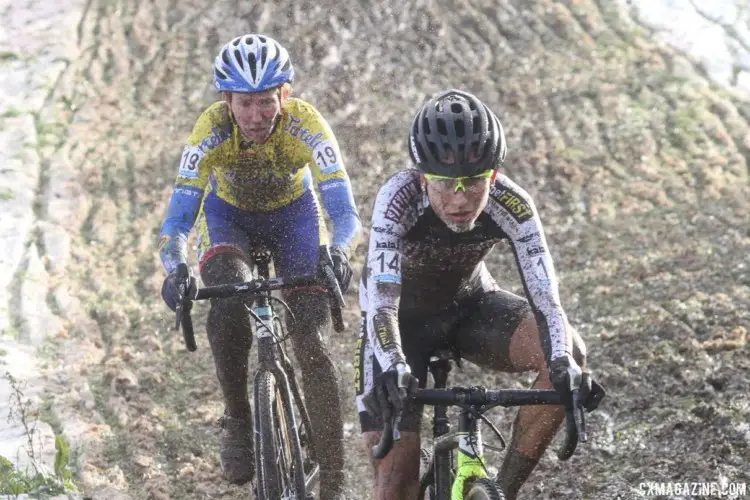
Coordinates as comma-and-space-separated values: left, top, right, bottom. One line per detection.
423, 170, 494, 193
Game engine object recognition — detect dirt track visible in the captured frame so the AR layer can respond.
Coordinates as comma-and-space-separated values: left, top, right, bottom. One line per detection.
7, 0, 750, 498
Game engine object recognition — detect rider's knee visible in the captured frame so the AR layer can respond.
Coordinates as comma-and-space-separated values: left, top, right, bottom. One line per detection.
363, 431, 421, 470
284, 286, 329, 329
201, 252, 253, 334
200, 251, 253, 286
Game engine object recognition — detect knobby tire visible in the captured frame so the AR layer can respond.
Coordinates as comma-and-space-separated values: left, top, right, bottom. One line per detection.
464, 478, 505, 500
255, 371, 306, 499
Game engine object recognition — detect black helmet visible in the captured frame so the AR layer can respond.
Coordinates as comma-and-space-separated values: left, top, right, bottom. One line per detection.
408, 89, 506, 177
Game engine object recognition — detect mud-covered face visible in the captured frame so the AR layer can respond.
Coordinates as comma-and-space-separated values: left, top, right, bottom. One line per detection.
225, 89, 282, 144
422, 147, 494, 232
425, 171, 492, 233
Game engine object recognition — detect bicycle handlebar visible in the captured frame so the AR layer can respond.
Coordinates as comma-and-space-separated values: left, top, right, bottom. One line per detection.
371, 386, 587, 461
173, 246, 347, 352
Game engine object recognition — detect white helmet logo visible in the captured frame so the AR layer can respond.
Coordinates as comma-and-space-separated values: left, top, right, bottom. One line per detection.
410, 135, 420, 163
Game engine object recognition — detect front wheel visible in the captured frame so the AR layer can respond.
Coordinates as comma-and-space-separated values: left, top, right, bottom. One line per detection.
255, 371, 306, 500
464, 478, 505, 500
418, 448, 434, 499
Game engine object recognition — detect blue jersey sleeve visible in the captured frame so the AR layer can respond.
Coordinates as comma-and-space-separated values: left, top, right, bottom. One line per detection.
158, 184, 204, 272
318, 177, 361, 253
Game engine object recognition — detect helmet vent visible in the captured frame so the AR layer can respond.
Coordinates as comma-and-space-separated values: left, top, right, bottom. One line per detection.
260, 45, 268, 67
427, 142, 439, 160
214, 68, 228, 80
422, 117, 431, 135
451, 103, 463, 114
436, 118, 447, 135
234, 50, 244, 70
247, 53, 257, 81
455, 120, 465, 137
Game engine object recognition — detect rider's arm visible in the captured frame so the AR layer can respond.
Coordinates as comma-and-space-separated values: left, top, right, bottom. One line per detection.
489, 175, 571, 363
304, 105, 362, 255
159, 105, 228, 272
365, 172, 418, 372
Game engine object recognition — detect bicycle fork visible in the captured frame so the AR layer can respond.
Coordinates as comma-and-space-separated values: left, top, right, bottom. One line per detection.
428, 358, 491, 500
452, 412, 488, 499
252, 295, 307, 498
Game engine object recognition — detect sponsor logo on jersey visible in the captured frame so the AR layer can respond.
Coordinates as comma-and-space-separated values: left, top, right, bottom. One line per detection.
373, 312, 401, 353
285, 114, 325, 150
409, 135, 420, 162
319, 178, 346, 191
517, 232, 539, 243
353, 337, 364, 395
375, 240, 400, 249
371, 224, 399, 235
197, 125, 232, 154
526, 245, 545, 256
376, 324, 390, 349
372, 273, 401, 284
492, 188, 534, 223
174, 186, 203, 197
384, 181, 419, 223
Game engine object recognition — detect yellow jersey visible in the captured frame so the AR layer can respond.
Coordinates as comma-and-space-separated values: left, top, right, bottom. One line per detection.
159, 97, 361, 272
176, 97, 350, 211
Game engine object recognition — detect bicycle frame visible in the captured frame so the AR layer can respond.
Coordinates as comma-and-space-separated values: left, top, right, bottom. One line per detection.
424, 357, 492, 500
173, 245, 346, 499
390, 352, 593, 500
249, 249, 315, 497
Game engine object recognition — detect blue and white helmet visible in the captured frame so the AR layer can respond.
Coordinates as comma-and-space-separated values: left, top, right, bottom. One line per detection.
213, 34, 294, 93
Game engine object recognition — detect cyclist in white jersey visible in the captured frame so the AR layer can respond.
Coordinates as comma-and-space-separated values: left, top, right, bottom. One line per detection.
354, 89, 604, 500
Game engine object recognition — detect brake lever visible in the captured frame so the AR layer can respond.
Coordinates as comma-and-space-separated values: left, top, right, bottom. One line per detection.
556, 388, 582, 461
174, 289, 185, 330
573, 389, 587, 443
172, 263, 197, 352
372, 412, 395, 459
393, 408, 403, 443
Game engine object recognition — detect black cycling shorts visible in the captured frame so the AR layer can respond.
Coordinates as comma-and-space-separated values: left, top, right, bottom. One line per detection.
355, 288, 532, 433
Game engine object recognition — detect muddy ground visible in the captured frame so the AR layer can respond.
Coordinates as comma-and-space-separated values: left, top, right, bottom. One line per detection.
3, 0, 750, 498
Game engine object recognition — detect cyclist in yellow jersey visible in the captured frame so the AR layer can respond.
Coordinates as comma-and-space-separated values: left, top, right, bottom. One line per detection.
158, 34, 361, 498
174, 96, 355, 212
